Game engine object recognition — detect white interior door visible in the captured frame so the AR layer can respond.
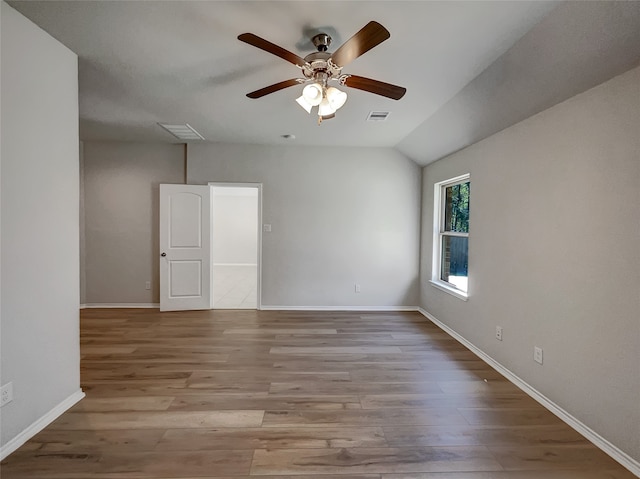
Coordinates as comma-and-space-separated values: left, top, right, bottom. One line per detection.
159, 184, 212, 311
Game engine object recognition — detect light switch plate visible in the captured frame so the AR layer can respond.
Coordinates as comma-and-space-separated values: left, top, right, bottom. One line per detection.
1, 382, 13, 407
534, 346, 543, 364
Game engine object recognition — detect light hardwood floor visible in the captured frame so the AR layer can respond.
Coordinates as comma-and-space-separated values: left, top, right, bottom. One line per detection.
1, 309, 635, 478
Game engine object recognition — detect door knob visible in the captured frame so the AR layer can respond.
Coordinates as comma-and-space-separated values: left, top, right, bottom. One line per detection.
161, 252, 166, 257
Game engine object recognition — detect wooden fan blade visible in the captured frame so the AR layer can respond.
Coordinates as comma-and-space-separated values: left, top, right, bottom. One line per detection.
238, 33, 308, 67
246, 79, 302, 99
330, 21, 390, 68
343, 75, 406, 100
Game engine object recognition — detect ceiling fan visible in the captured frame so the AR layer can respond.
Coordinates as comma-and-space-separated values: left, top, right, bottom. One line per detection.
238, 21, 406, 124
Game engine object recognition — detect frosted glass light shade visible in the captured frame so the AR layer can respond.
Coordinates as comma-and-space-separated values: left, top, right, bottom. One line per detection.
318, 97, 336, 117
326, 87, 347, 110
296, 95, 313, 113
302, 83, 323, 106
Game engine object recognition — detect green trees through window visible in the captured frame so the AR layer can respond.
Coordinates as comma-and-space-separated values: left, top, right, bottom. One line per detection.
444, 182, 470, 233
436, 177, 470, 295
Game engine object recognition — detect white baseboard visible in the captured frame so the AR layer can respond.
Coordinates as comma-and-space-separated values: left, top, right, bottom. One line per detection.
260, 305, 419, 312
418, 308, 640, 477
83, 304, 419, 312
83, 303, 159, 309
0, 389, 85, 460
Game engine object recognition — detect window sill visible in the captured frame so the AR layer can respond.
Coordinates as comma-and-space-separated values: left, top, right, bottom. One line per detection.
429, 280, 468, 301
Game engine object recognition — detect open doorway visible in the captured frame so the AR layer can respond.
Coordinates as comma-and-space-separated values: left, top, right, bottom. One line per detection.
210, 184, 261, 309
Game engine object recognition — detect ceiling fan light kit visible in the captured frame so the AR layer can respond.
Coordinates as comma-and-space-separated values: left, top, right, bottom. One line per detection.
238, 21, 406, 125
318, 96, 336, 117
326, 87, 348, 110
295, 95, 313, 113
302, 83, 323, 105
297, 83, 348, 122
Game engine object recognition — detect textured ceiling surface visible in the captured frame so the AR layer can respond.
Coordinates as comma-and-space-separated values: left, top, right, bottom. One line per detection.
7, 1, 640, 165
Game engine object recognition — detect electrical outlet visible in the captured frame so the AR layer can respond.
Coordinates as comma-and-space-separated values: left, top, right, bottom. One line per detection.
495, 326, 503, 341
534, 346, 543, 365
1, 382, 13, 407
354, 284, 361, 293
263, 224, 272, 232
145, 281, 151, 290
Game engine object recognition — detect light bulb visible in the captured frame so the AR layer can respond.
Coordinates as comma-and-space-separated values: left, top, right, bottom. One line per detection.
326, 87, 347, 110
302, 83, 323, 106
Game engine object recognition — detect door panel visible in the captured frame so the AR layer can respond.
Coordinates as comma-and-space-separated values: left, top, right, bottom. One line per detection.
169, 260, 202, 297
169, 193, 202, 247
160, 184, 212, 311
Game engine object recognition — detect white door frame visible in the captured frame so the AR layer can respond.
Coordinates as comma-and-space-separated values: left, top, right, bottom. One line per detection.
208, 182, 263, 310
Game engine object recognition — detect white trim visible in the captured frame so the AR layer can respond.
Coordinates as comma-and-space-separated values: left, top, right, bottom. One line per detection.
0, 389, 85, 460
257, 184, 263, 310
441, 231, 469, 238
433, 174, 470, 298
83, 303, 159, 308
207, 182, 261, 189
417, 308, 640, 477
82, 303, 421, 313
429, 279, 468, 301
79, 303, 87, 309
213, 263, 258, 267
260, 305, 419, 312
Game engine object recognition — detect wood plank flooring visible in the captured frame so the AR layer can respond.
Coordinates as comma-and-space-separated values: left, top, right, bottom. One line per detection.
1, 309, 635, 478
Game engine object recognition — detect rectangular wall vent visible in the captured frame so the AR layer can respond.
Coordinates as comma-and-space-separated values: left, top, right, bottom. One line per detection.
158, 123, 205, 140
367, 111, 390, 121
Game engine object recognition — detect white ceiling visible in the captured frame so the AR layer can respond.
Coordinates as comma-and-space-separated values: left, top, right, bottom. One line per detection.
8, 1, 640, 165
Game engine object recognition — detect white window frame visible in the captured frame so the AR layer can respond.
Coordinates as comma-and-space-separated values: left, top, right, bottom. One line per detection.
430, 174, 470, 301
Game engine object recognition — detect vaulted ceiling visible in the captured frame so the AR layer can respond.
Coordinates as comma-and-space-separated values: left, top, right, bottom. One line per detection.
8, 1, 640, 165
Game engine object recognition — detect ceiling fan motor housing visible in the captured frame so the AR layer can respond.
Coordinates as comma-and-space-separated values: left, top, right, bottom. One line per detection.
311, 33, 332, 52
302, 51, 343, 82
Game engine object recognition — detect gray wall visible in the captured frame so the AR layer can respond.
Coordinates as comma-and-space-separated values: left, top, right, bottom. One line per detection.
83, 142, 184, 304
420, 66, 640, 462
188, 144, 421, 308
1, 1, 80, 450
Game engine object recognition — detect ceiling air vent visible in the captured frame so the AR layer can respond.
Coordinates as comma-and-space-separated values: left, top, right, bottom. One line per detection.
158, 123, 205, 140
367, 111, 390, 122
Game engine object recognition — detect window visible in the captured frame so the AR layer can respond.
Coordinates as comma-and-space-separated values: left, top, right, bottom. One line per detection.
432, 174, 470, 299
